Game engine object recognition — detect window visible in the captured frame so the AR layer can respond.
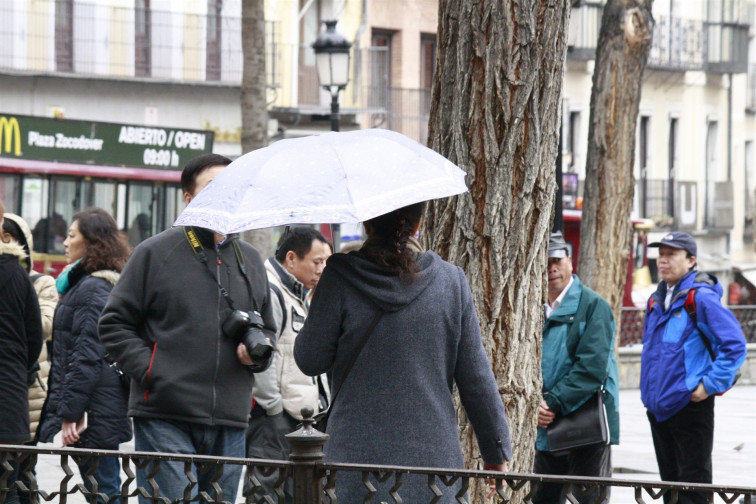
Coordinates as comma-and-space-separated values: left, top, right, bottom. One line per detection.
639, 115, 650, 217
55, 0, 73, 72
0, 175, 20, 213
420, 34, 436, 91
705, 120, 719, 226
745, 140, 754, 242
567, 111, 581, 170
667, 118, 678, 220
371, 30, 393, 109
135, 0, 151, 77
297, 0, 320, 106
207, 0, 222, 80
126, 183, 155, 247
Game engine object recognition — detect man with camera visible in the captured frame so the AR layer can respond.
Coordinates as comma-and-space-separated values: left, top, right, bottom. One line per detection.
244, 226, 331, 501
99, 154, 277, 504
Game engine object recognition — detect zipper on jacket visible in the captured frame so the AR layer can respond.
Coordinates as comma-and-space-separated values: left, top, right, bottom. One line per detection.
144, 342, 158, 403
211, 242, 224, 423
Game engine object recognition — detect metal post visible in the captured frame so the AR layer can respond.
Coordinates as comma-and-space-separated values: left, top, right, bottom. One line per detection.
554, 120, 564, 232
286, 407, 329, 504
330, 89, 340, 132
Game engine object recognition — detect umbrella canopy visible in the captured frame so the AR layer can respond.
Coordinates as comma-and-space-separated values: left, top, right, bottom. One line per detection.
174, 129, 468, 234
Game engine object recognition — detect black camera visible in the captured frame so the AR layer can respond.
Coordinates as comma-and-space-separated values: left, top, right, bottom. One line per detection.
222, 310, 274, 373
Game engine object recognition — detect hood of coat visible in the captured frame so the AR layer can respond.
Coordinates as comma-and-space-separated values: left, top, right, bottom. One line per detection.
324, 249, 443, 312
91, 269, 120, 287
0, 238, 28, 263
2, 213, 33, 271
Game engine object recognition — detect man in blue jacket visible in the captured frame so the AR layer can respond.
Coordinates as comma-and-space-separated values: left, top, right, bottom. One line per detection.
534, 231, 620, 504
642, 232, 746, 504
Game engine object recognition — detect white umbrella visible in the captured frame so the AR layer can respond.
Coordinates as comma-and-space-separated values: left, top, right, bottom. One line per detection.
174, 128, 468, 234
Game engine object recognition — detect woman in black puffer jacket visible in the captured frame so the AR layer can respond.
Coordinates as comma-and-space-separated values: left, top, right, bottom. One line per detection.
39, 208, 131, 501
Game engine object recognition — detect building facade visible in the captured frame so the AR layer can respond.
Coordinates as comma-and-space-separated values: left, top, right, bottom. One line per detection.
563, 0, 756, 292
0, 0, 437, 258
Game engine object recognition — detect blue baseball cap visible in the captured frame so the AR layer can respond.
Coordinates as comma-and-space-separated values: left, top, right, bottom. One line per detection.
649, 231, 697, 257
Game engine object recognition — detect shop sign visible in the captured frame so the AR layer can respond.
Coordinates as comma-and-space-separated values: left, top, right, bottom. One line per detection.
0, 113, 214, 170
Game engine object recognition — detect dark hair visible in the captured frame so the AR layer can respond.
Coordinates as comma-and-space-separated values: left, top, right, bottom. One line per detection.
73, 207, 131, 273
361, 202, 425, 282
275, 226, 329, 262
2, 218, 28, 253
687, 252, 697, 271
180, 153, 232, 196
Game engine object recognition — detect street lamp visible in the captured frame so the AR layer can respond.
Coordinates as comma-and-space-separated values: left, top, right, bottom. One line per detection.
312, 20, 352, 132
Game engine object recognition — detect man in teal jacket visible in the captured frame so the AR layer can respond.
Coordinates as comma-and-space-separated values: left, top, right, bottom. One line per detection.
533, 231, 620, 504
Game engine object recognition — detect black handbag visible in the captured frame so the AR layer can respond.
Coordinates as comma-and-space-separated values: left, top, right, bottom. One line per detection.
546, 389, 609, 453
312, 309, 384, 431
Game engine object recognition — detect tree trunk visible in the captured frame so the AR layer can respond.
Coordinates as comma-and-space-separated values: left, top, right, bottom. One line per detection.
240, 0, 274, 257
577, 1, 654, 325
423, 1, 570, 500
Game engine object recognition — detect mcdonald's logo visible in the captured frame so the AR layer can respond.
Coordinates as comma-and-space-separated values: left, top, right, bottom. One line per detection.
0, 116, 21, 156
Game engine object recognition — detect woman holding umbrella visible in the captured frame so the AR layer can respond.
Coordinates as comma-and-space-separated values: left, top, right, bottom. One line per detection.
294, 202, 512, 502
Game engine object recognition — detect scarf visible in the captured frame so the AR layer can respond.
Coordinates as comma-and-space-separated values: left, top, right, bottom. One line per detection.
56, 259, 83, 296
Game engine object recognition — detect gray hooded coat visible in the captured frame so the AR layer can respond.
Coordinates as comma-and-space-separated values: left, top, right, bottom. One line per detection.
294, 250, 511, 502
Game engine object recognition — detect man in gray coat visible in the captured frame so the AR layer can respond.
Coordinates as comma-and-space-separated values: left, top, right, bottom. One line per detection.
99, 154, 277, 504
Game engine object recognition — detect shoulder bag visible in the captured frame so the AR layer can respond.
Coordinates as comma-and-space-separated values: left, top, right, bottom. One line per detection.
312, 309, 383, 431
546, 388, 609, 453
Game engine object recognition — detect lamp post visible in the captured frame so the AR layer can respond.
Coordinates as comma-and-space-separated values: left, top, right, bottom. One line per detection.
312, 20, 352, 132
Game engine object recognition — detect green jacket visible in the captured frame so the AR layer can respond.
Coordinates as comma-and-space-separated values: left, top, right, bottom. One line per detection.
538, 275, 620, 451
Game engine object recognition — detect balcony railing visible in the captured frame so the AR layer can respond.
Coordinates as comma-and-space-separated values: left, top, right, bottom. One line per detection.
568, 2, 750, 73
0, 2, 246, 83
635, 178, 677, 228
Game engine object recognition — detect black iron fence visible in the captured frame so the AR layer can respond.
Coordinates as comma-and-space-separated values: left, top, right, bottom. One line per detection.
621, 305, 756, 347
2, 434, 755, 504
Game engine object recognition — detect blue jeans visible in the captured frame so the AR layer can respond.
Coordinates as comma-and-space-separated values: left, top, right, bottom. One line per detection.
4, 460, 19, 504
77, 453, 122, 504
134, 418, 245, 504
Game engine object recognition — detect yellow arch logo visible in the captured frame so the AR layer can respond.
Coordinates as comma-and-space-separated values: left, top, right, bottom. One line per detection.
0, 116, 21, 156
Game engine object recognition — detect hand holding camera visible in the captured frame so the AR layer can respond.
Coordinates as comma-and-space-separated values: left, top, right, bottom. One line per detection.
223, 309, 274, 372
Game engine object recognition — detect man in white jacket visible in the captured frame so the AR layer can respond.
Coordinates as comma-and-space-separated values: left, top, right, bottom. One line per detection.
245, 226, 331, 501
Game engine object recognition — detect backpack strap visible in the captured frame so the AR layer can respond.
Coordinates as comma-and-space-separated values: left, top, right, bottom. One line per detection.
647, 296, 656, 313
30, 272, 44, 283
683, 288, 716, 360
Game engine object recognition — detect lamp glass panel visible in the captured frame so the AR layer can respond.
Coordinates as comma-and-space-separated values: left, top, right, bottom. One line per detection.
316, 53, 333, 86
330, 52, 350, 86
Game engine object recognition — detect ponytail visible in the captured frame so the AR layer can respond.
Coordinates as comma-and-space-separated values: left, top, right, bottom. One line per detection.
361, 202, 425, 283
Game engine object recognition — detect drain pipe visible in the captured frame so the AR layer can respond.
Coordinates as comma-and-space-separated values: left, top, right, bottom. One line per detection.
352, 0, 368, 104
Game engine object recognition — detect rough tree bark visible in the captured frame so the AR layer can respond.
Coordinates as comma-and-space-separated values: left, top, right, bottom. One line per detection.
240, 0, 274, 257
577, 0, 654, 324
422, 1, 570, 500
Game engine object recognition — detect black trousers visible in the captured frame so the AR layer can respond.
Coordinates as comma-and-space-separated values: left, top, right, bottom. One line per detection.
532, 443, 612, 504
647, 396, 714, 504
243, 408, 299, 503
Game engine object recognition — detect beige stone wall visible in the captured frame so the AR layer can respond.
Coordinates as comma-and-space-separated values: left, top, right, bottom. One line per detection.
362, 0, 438, 89
618, 345, 756, 389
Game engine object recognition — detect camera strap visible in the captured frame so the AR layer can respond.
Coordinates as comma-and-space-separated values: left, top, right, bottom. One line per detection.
183, 226, 258, 313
